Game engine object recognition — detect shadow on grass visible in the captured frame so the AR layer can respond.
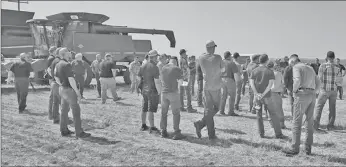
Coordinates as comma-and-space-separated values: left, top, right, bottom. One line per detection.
228, 137, 284, 151
311, 153, 346, 165
182, 133, 233, 148
319, 124, 346, 131
1, 87, 50, 95
23, 110, 48, 117
70, 118, 110, 131
116, 101, 135, 107
216, 128, 246, 135
312, 141, 336, 148
81, 136, 121, 145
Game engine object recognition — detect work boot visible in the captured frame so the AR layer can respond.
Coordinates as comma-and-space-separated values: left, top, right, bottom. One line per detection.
219, 111, 226, 115
161, 130, 168, 138
76, 132, 91, 138
282, 148, 299, 156
193, 122, 202, 138
149, 127, 160, 134
198, 104, 204, 108
276, 134, 286, 139
53, 119, 60, 124
227, 112, 239, 116
209, 135, 218, 140
327, 125, 335, 131
187, 108, 197, 113
61, 129, 75, 137
304, 145, 312, 155
172, 131, 185, 140
140, 124, 149, 131
180, 108, 187, 112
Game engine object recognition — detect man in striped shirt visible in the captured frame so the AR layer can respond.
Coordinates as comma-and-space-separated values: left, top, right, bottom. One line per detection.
313, 51, 340, 131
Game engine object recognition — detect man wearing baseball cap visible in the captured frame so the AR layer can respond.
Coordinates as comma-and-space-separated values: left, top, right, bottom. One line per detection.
138, 49, 161, 133
179, 49, 197, 113
193, 40, 224, 140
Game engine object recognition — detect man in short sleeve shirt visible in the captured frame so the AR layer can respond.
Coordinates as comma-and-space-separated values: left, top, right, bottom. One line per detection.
250, 54, 284, 139
71, 53, 88, 98
246, 54, 260, 114
193, 40, 224, 140
91, 54, 103, 97
99, 54, 120, 103
219, 51, 240, 116
232, 52, 244, 111
160, 56, 185, 140
138, 50, 160, 133
179, 49, 197, 113
8, 53, 34, 113
54, 48, 91, 138
336, 58, 345, 99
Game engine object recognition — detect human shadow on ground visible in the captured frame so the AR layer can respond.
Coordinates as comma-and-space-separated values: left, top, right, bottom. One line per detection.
215, 128, 247, 135
116, 101, 135, 107
182, 133, 233, 148
319, 124, 346, 131
312, 141, 336, 148
228, 137, 284, 151
69, 118, 110, 131
310, 153, 346, 165
23, 110, 48, 117
81, 136, 121, 145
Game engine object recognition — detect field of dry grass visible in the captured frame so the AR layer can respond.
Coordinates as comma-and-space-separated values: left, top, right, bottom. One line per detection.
1, 80, 346, 166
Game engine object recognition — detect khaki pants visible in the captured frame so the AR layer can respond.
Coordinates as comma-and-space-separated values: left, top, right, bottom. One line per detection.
48, 81, 60, 121
100, 77, 118, 103
291, 90, 315, 152
160, 92, 181, 132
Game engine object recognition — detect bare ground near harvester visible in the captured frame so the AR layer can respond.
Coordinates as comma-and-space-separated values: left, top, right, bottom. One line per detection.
1, 82, 346, 166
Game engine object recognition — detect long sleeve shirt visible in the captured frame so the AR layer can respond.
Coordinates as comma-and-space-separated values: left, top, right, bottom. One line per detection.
283, 66, 293, 92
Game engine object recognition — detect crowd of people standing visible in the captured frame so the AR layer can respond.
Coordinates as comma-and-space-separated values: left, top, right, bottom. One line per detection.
5, 39, 345, 157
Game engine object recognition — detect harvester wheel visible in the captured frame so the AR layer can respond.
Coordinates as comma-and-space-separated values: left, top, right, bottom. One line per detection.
123, 69, 131, 85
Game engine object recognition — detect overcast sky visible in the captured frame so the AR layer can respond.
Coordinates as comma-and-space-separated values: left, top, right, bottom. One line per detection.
2, 1, 346, 59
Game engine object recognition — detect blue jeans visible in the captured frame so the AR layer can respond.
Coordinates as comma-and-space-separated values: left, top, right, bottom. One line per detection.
14, 77, 29, 111
48, 81, 60, 121
314, 90, 337, 129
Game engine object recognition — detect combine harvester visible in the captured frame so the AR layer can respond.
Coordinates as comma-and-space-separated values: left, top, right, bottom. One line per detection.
2, 10, 176, 86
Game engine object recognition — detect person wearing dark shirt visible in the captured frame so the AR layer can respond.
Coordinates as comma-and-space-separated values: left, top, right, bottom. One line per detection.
179, 49, 197, 113
54, 48, 91, 138
99, 54, 120, 104
241, 58, 250, 96
138, 50, 160, 133
160, 57, 185, 140
336, 58, 345, 99
283, 54, 300, 117
250, 54, 284, 139
71, 53, 88, 98
219, 51, 240, 116
196, 60, 204, 107
310, 58, 321, 75
91, 54, 103, 97
8, 53, 34, 113
188, 55, 197, 96
47, 46, 57, 69
246, 54, 260, 114
47, 48, 62, 124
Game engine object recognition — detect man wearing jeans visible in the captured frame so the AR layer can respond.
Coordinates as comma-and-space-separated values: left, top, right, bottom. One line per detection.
8, 53, 34, 113
179, 49, 197, 113
246, 54, 260, 114
314, 51, 340, 131
282, 55, 320, 156
54, 48, 91, 138
232, 52, 244, 111
193, 40, 224, 140
250, 54, 284, 139
71, 53, 88, 99
91, 54, 103, 97
160, 57, 185, 140
283, 54, 300, 117
219, 51, 241, 116
99, 54, 120, 104
336, 58, 345, 100
196, 61, 204, 107
188, 55, 197, 96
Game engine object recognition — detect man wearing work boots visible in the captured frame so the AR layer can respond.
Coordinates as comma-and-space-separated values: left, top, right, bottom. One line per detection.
179, 49, 197, 113
91, 54, 103, 97
160, 57, 185, 140
54, 48, 91, 138
7, 53, 34, 113
282, 55, 320, 156
71, 53, 88, 99
138, 50, 161, 134
249, 54, 285, 139
99, 54, 121, 104
193, 40, 224, 140
219, 51, 241, 116
47, 47, 63, 124
246, 54, 260, 114
232, 52, 244, 111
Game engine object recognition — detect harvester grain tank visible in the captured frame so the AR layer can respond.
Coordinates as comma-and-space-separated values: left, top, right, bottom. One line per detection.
26, 12, 176, 86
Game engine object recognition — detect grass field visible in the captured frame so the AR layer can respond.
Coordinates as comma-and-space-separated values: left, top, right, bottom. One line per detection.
1, 80, 346, 166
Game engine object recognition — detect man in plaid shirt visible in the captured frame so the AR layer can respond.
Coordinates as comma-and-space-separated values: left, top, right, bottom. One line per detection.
313, 51, 340, 131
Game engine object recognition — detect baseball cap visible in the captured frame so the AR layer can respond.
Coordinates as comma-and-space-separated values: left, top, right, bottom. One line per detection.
327, 51, 335, 59
267, 61, 274, 68
206, 40, 217, 48
148, 50, 159, 57
179, 49, 187, 55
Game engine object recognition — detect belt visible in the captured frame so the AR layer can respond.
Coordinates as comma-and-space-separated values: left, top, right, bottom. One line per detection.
298, 87, 314, 91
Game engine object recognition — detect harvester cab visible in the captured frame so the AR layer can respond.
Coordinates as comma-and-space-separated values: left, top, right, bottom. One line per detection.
26, 12, 176, 85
